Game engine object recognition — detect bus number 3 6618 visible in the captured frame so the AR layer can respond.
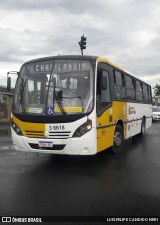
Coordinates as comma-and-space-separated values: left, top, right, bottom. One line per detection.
49, 125, 65, 131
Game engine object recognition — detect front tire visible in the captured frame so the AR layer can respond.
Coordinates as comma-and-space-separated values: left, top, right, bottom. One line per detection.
112, 125, 124, 154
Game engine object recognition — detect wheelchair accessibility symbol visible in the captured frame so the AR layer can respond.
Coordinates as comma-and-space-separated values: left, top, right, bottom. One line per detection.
47, 107, 54, 115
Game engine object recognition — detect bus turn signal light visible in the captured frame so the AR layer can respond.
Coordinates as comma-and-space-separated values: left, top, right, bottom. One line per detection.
12, 120, 22, 136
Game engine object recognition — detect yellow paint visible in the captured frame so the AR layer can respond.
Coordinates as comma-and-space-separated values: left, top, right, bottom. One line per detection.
96, 57, 125, 72
54, 106, 82, 113
13, 116, 45, 138
97, 101, 127, 152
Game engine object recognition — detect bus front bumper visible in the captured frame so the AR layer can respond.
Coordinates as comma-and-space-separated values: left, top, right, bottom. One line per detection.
11, 128, 97, 155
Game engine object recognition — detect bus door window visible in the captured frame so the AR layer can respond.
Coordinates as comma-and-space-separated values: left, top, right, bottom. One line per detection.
63, 77, 79, 102
97, 69, 111, 116
70, 78, 78, 90
37, 81, 42, 104
57, 76, 77, 96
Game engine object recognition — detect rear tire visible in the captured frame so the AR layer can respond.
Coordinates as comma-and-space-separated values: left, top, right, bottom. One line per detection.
112, 125, 124, 154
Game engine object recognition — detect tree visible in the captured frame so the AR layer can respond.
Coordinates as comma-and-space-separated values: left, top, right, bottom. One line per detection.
153, 84, 160, 96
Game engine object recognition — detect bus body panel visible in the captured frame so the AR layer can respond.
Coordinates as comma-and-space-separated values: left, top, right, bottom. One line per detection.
126, 102, 152, 139
97, 101, 152, 152
13, 116, 45, 138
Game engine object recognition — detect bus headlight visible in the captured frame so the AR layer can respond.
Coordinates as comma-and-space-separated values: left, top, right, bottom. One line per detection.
12, 121, 22, 135
73, 120, 92, 137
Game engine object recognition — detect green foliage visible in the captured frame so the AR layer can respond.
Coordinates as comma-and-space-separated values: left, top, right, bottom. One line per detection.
153, 84, 160, 96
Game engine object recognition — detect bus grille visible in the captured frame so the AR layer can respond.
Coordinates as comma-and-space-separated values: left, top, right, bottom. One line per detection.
24, 130, 45, 138
29, 143, 65, 151
47, 131, 71, 139
24, 130, 71, 139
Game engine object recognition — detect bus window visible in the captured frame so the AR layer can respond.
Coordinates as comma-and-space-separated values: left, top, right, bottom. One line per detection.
114, 70, 125, 100
143, 83, 149, 103
97, 69, 111, 116
148, 86, 152, 103
126, 75, 136, 101
136, 80, 143, 102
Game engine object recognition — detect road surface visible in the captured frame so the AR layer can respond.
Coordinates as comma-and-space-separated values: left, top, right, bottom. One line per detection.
0, 122, 160, 223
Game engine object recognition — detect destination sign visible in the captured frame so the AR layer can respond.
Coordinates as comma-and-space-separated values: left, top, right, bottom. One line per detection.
34, 60, 90, 73
34, 61, 52, 73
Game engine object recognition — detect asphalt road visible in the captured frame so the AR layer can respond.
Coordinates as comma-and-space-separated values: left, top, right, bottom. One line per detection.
0, 122, 160, 223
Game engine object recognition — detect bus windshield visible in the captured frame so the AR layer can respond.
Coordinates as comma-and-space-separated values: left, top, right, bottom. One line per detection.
13, 59, 94, 116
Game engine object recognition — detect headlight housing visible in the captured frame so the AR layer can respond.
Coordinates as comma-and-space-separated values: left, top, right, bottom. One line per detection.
73, 120, 92, 137
12, 120, 22, 135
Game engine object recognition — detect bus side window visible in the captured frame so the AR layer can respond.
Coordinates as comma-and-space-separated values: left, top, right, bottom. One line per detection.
136, 80, 143, 102
114, 70, 125, 100
125, 75, 136, 101
97, 69, 111, 116
143, 83, 149, 103
148, 86, 152, 103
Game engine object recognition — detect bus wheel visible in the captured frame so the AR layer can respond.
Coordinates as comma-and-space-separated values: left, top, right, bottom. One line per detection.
139, 118, 146, 137
112, 125, 124, 154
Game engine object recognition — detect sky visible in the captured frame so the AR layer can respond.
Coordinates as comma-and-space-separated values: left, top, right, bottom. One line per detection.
0, 0, 160, 92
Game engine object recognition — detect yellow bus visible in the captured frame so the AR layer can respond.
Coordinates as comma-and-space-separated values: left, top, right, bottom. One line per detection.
9, 55, 152, 154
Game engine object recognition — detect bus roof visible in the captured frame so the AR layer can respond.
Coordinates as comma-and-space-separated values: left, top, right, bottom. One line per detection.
23, 54, 124, 71
22, 55, 150, 86
23, 55, 98, 64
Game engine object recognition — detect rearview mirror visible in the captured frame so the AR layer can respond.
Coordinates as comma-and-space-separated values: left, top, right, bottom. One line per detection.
7, 71, 20, 91
7, 77, 11, 91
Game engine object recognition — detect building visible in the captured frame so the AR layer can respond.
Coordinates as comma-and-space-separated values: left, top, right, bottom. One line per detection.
0, 85, 14, 123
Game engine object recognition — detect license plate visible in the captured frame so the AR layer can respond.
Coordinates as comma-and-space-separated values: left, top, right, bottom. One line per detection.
39, 141, 53, 148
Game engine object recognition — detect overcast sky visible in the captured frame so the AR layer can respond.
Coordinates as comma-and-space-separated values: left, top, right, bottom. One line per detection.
0, 0, 160, 90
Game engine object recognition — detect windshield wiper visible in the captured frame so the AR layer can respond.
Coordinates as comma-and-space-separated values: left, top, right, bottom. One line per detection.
52, 79, 67, 116
55, 92, 67, 116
